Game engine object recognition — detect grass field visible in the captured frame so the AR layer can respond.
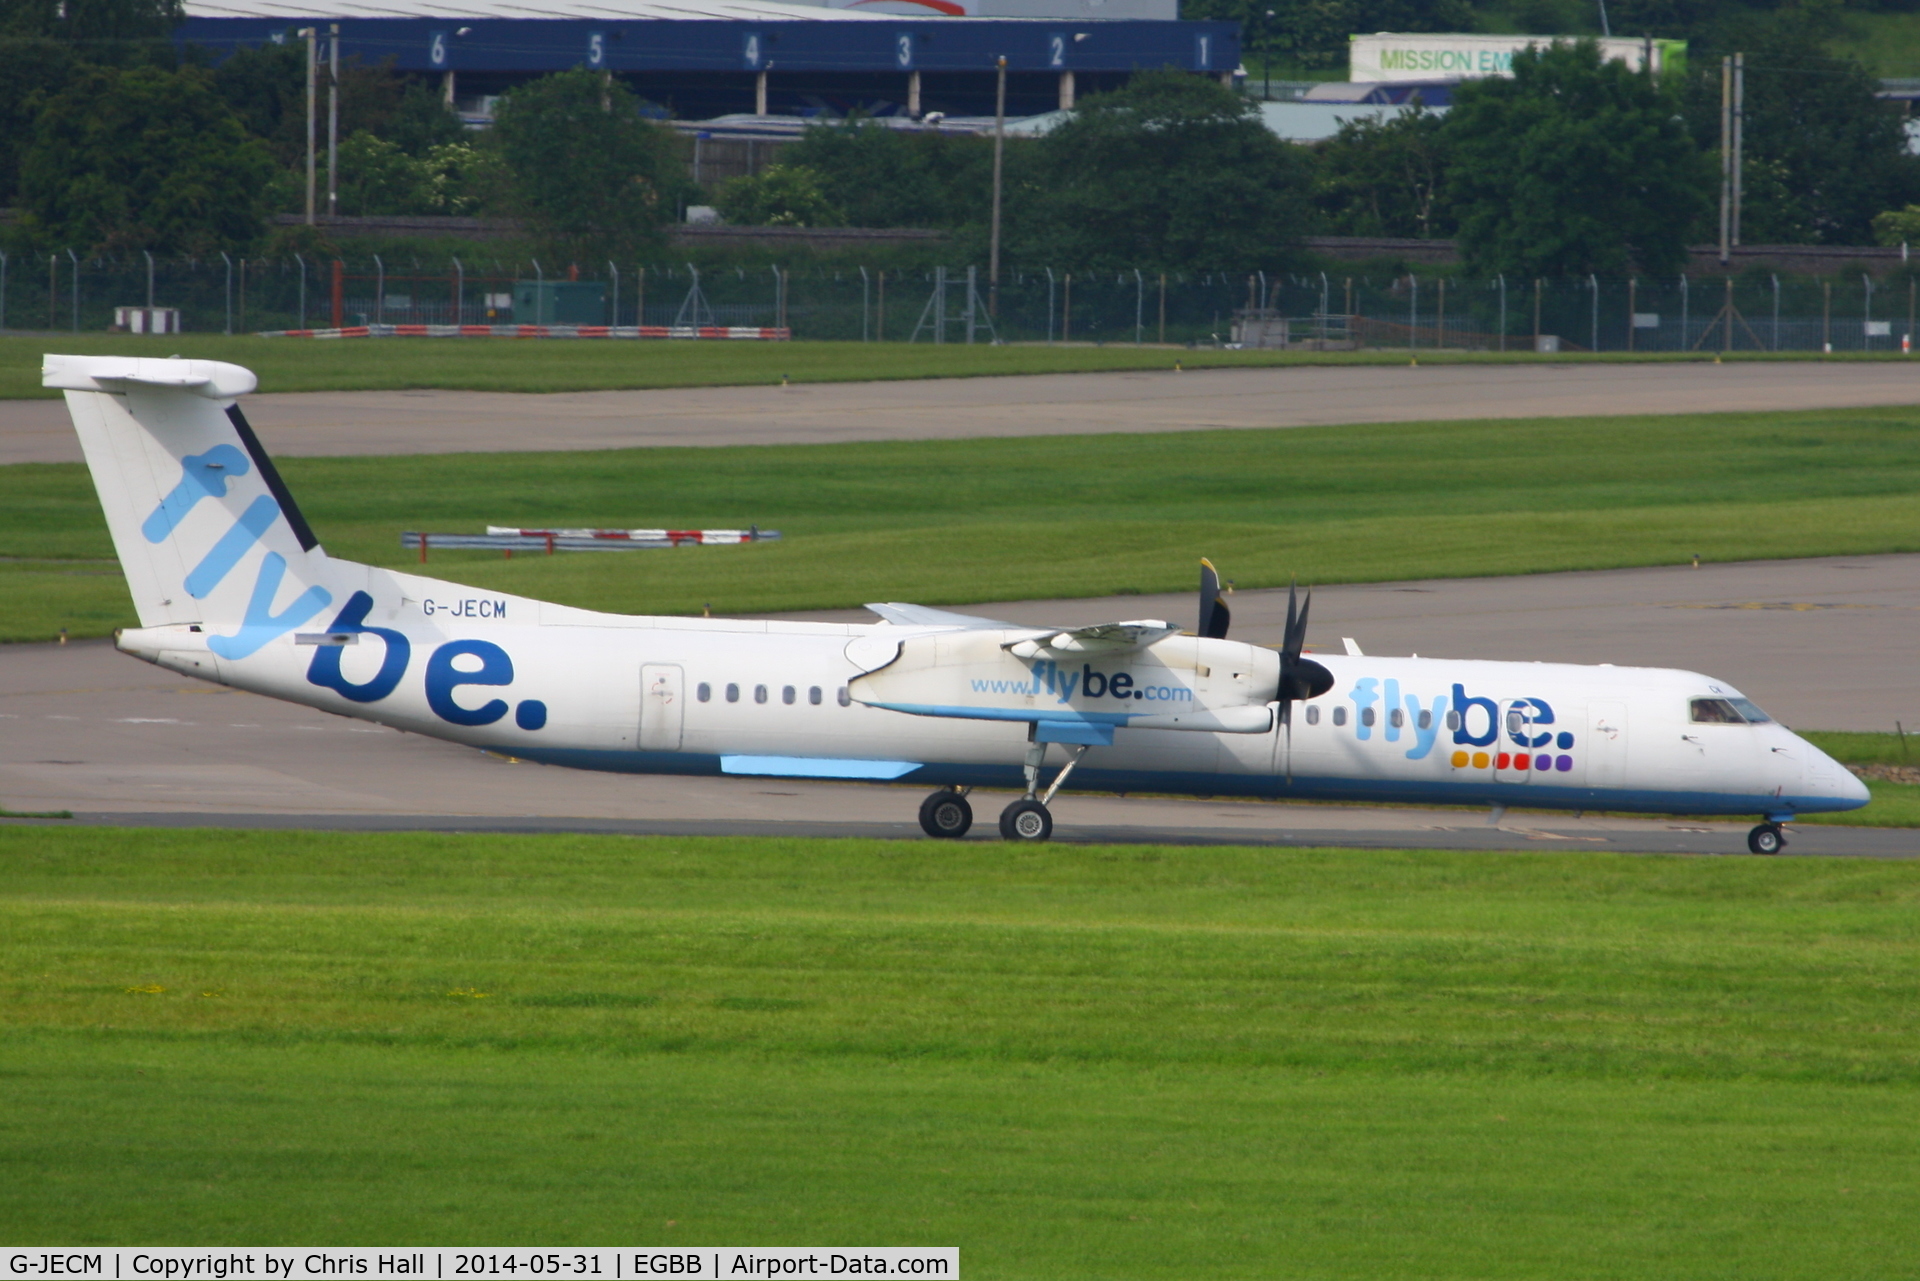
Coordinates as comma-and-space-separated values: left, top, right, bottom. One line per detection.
2, 826, 1917, 1272
6, 404, 1920, 643
2, 335, 1911, 399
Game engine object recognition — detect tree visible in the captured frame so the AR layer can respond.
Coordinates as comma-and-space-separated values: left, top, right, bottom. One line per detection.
778, 118, 992, 229
1683, 14, 1920, 245
715, 164, 845, 227
1444, 40, 1713, 277
0, 0, 180, 60
1016, 70, 1317, 270
491, 68, 691, 264
17, 63, 275, 254
0, 37, 75, 205
1314, 106, 1454, 239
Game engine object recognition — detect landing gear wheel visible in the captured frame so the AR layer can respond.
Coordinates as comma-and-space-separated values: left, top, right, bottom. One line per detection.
999, 798, 1053, 843
918, 790, 973, 839
1748, 823, 1786, 855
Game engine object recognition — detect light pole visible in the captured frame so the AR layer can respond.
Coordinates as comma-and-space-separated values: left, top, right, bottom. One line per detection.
327, 24, 339, 217
300, 27, 317, 224
989, 55, 1006, 318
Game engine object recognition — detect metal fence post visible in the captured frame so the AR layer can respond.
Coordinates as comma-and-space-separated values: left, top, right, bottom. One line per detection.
529, 257, 540, 324
221, 251, 232, 334
1864, 271, 1874, 351
1134, 268, 1144, 345
0, 250, 8, 332
377, 253, 389, 322
1046, 267, 1055, 343
1771, 273, 1779, 351
1590, 273, 1599, 352
454, 256, 465, 325
1408, 274, 1417, 350
68, 249, 78, 334
860, 265, 870, 341
1497, 274, 1505, 352
607, 260, 617, 327
144, 249, 154, 310
1680, 274, 1688, 351
294, 252, 307, 328
965, 265, 977, 344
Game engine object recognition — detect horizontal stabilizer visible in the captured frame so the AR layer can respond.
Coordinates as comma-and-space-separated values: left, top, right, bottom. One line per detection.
43, 355, 256, 399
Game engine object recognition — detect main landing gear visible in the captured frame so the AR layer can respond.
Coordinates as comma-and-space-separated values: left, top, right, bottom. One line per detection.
1747, 822, 1788, 855
919, 789, 974, 839
918, 741, 1093, 843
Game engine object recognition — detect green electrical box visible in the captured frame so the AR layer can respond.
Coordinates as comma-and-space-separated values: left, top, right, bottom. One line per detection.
513, 280, 608, 325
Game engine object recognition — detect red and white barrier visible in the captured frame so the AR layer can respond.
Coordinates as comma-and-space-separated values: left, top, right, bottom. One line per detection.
261, 323, 789, 340
487, 526, 775, 545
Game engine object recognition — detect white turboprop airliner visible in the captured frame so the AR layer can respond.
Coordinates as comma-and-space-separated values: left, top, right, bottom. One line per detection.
46, 354, 1867, 854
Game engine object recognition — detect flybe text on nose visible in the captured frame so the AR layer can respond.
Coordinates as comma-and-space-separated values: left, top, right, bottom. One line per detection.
1343, 680, 1577, 770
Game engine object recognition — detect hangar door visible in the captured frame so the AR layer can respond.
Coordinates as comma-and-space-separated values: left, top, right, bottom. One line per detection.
640, 664, 684, 752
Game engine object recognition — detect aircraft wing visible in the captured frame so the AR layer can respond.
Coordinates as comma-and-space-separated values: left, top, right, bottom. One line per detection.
865, 602, 1023, 630
1005, 621, 1179, 655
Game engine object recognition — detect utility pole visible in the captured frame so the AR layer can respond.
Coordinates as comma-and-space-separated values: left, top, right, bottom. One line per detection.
989, 55, 1006, 318
1728, 55, 1743, 265
327, 24, 339, 217
301, 27, 317, 224
1732, 51, 1744, 248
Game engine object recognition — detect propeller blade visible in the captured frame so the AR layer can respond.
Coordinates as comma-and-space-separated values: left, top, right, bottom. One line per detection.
1282, 581, 1298, 657
1198, 558, 1231, 639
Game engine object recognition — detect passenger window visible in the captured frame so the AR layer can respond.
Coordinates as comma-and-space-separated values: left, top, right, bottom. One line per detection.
809, 686, 822, 705
1333, 706, 1348, 726
725, 683, 739, 703
782, 685, 796, 705
1728, 697, 1772, 723
1506, 709, 1524, 734
754, 684, 768, 704
1418, 710, 1431, 730
696, 682, 711, 703
1445, 710, 1460, 731
1389, 708, 1404, 728
1360, 707, 1375, 727
1690, 697, 1744, 724
838, 687, 852, 707
1305, 705, 1319, 725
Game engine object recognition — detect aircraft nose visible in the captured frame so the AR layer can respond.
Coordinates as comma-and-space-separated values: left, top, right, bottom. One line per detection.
1838, 765, 1871, 805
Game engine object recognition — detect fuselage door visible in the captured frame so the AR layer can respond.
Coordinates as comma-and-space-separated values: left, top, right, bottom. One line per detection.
1587, 701, 1628, 788
640, 663, 685, 752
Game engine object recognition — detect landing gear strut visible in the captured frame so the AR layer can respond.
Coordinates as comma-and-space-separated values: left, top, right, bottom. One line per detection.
995, 740, 1093, 843
919, 789, 973, 839
1747, 822, 1787, 855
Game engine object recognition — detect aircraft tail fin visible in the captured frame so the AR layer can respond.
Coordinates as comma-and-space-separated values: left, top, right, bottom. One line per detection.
45, 354, 341, 660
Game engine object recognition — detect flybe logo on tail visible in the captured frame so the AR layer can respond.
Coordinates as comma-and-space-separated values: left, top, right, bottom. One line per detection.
305, 591, 548, 731
143, 452, 331, 660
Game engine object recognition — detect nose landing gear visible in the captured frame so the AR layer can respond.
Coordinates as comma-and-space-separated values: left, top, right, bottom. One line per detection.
1747, 822, 1787, 855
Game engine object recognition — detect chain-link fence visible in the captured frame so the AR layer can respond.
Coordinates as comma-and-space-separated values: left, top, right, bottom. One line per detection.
5, 252, 1918, 353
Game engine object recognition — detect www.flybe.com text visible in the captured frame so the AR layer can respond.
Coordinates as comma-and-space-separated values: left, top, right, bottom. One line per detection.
971, 661, 1192, 704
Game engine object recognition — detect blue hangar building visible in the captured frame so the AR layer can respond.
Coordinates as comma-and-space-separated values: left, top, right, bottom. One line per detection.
177, 0, 1242, 123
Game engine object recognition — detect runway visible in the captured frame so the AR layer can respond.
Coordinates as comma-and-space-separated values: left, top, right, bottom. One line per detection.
6, 359, 1920, 465
2, 555, 1911, 855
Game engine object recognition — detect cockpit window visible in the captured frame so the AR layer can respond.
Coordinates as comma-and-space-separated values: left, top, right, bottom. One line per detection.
1690, 698, 1746, 724
1727, 697, 1772, 723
